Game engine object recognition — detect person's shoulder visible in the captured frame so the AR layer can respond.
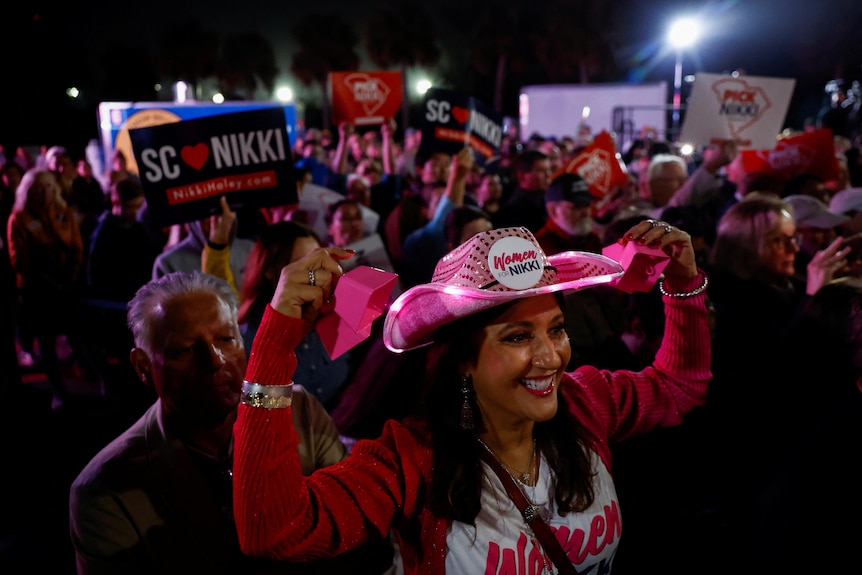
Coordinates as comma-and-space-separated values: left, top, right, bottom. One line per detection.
403, 222, 429, 247
92, 211, 121, 232
353, 416, 431, 461
157, 235, 201, 260
7, 208, 30, 225
289, 383, 318, 409
231, 236, 256, 257
534, 220, 553, 236
71, 405, 156, 491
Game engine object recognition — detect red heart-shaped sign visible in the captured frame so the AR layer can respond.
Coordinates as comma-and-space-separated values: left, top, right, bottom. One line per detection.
451, 106, 470, 124
181, 143, 210, 171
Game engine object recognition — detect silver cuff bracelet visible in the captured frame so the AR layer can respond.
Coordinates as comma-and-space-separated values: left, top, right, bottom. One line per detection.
240, 381, 293, 409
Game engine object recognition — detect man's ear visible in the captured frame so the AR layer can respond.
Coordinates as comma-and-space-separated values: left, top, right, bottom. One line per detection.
130, 348, 153, 387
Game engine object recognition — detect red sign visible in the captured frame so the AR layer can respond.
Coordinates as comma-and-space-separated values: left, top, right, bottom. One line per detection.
739, 128, 839, 182
553, 131, 628, 198
330, 71, 403, 126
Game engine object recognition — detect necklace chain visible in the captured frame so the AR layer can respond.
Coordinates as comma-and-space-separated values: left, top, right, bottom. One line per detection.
477, 437, 537, 485
476, 437, 554, 574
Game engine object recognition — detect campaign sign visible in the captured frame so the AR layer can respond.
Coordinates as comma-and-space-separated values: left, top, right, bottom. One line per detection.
129, 107, 297, 227
739, 128, 839, 182
553, 131, 628, 199
98, 101, 298, 178
418, 88, 502, 167
680, 73, 795, 149
330, 71, 403, 126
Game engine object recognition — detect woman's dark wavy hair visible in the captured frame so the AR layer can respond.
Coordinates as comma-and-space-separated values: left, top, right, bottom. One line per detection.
238, 220, 320, 325
423, 293, 596, 524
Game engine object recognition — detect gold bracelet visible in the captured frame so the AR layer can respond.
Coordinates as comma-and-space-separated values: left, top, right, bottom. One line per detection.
657, 274, 709, 298
240, 381, 293, 409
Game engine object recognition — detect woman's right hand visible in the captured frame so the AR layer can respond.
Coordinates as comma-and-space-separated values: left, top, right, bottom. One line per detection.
806, 237, 852, 295
270, 247, 355, 321
208, 196, 235, 246
621, 218, 698, 279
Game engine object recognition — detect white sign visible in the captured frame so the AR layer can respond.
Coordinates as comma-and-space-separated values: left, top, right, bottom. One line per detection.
680, 73, 796, 150
297, 183, 379, 240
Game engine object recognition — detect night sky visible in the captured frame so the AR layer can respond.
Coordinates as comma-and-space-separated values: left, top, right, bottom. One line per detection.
3, 0, 862, 152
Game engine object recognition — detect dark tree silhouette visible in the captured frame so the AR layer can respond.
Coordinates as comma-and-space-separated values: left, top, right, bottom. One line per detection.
218, 31, 279, 101
155, 20, 220, 101
290, 11, 360, 130
100, 43, 159, 102
467, 0, 619, 117
364, 0, 442, 129
531, 0, 619, 84
468, 2, 531, 114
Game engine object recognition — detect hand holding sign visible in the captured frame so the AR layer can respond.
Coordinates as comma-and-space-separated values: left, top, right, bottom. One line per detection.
209, 196, 236, 246
700, 138, 741, 175
316, 266, 399, 359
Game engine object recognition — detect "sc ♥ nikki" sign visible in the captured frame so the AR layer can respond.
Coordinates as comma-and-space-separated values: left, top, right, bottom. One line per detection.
129, 107, 298, 227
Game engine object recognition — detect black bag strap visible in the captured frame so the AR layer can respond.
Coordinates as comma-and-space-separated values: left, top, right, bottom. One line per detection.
479, 448, 580, 575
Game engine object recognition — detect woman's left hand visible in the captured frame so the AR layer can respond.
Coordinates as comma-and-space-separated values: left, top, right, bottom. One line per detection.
621, 218, 699, 279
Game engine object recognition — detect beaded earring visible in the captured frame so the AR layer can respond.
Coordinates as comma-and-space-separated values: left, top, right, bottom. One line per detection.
460, 374, 474, 431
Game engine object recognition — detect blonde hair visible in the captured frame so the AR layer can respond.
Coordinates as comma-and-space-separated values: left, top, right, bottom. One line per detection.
14, 168, 66, 213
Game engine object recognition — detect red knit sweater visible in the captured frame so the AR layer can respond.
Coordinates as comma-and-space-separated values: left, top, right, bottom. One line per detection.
233, 273, 711, 574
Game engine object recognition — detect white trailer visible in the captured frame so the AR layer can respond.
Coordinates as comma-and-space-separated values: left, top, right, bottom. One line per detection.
518, 82, 670, 147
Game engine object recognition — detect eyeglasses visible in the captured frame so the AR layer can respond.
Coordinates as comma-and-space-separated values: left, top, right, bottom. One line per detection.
768, 233, 802, 250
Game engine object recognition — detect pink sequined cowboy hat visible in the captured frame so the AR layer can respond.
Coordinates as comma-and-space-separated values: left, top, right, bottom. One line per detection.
383, 227, 624, 353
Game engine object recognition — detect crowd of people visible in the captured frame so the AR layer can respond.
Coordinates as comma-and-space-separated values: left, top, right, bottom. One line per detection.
3, 112, 862, 573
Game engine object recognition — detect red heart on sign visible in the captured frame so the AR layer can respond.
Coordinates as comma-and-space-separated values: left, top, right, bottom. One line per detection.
181, 143, 210, 170
451, 106, 470, 124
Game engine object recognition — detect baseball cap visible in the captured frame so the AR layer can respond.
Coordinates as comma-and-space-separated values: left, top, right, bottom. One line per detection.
829, 187, 862, 215
545, 174, 593, 207
785, 194, 849, 229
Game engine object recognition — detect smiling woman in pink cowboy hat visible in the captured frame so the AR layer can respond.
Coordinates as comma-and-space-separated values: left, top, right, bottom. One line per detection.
232, 219, 711, 575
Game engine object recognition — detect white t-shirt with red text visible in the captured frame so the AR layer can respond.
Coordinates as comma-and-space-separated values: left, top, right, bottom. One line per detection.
445, 451, 620, 574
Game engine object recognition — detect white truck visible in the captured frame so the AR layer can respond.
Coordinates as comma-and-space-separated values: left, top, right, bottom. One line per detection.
518, 82, 671, 148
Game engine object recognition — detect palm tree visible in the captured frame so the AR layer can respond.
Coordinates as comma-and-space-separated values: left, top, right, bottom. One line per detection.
155, 19, 220, 101
364, 0, 442, 129
531, 0, 618, 84
468, 2, 529, 115
466, 0, 619, 117
100, 43, 158, 101
290, 11, 360, 130
217, 31, 279, 101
